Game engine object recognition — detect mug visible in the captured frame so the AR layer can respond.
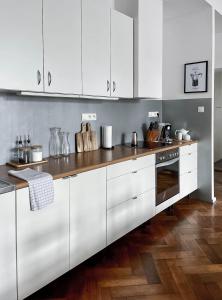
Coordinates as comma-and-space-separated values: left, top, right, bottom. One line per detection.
183, 134, 191, 141
175, 130, 183, 141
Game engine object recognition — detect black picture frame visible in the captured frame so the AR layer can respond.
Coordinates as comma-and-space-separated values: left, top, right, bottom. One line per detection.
184, 61, 208, 93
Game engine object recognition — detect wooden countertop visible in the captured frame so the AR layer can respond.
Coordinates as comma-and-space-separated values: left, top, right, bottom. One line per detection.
0, 140, 197, 190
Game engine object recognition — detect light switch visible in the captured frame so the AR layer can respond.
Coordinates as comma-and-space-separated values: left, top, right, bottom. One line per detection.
198, 106, 205, 113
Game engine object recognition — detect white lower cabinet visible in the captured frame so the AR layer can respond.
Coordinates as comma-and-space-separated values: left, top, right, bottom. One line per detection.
69, 168, 107, 269
107, 189, 155, 245
180, 144, 198, 199
16, 179, 70, 300
0, 191, 17, 300
107, 166, 155, 209
180, 170, 198, 199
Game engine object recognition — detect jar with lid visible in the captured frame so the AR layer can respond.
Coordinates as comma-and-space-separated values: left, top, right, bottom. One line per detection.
31, 145, 43, 162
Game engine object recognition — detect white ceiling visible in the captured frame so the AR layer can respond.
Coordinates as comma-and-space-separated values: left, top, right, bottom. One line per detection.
164, 0, 210, 20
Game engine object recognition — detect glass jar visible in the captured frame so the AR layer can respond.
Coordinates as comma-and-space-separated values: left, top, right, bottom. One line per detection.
31, 145, 43, 162
60, 132, 70, 157
49, 127, 61, 158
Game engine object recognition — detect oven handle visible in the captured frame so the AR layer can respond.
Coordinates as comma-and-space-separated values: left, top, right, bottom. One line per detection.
156, 157, 179, 168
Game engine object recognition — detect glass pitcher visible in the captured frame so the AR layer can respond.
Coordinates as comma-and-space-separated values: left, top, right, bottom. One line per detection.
60, 132, 70, 157
49, 127, 61, 158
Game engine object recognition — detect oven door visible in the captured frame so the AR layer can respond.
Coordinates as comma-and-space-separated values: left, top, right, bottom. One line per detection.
156, 158, 179, 206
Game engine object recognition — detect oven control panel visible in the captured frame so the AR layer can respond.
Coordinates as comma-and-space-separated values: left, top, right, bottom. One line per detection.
156, 148, 179, 164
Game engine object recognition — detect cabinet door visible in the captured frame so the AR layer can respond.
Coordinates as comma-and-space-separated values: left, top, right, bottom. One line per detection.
107, 190, 155, 245
0, 0, 43, 91
0, 192, 17, 300
43, 0, 82, 94
82, 0, 111, 97
111, 10, 133, 98
17, 179, 70, 300
180, 170, 198, 199
70, 168, 106, 269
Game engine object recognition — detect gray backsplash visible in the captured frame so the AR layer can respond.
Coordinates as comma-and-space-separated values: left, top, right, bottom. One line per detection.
0, 93, 162, 165
163, 98, 213, 202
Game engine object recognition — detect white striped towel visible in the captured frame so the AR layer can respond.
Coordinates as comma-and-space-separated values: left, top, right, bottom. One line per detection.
8, 168, 54, 211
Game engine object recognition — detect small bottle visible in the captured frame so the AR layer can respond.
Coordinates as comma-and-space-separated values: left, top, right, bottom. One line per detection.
18, 136, 24, 163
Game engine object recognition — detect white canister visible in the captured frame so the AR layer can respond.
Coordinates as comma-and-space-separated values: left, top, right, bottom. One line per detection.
31, 145, 43, 162
102, 126, 112, 149
175, 131, 183, 141
183, 134, 191, 141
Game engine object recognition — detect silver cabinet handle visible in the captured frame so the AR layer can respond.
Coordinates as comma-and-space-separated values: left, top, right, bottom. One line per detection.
37, 70, 41, 85
113, 81, 116, 92
48, 72, 52, 86
188, 171, 192, 174
107, 80, 110, 92
132, 171, 138, 174
132, 196, 138, 200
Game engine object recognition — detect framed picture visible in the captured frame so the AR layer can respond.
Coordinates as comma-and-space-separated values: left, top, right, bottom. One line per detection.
184, 61, 208, 93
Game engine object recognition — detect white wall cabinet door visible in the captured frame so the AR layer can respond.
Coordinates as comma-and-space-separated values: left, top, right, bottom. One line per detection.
0, 0, 44, 92
82, 0, 111, 97
70, 168, 106, 269
43, 0, 82, 94
0, 192, 17, 300
111, 10, 133, 98
17, 179, 70, 300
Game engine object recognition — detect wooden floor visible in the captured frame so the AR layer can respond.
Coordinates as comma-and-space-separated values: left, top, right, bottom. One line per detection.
28, 173, 222, 300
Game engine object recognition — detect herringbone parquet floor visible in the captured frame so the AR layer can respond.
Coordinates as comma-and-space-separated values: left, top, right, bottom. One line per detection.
28, 172, 222, 300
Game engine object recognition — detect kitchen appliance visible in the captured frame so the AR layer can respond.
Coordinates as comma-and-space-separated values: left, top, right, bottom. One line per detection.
156, 148, 180, 206
131, 132, 138, 147
146, 122, 160, 142
159, 123, 172, 144
102, 126, 112, 149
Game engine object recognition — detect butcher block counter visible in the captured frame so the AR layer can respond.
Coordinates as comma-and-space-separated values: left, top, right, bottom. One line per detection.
0, 140, 197, 189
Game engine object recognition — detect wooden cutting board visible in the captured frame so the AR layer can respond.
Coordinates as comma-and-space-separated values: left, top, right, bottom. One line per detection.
75, 123, 98, 153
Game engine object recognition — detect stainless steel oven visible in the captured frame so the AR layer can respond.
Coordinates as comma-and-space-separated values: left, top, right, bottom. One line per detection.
156, 148, 180, 206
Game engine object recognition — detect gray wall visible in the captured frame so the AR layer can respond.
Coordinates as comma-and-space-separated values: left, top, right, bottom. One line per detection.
0, 93, 162, 164
163, 98, 213, 202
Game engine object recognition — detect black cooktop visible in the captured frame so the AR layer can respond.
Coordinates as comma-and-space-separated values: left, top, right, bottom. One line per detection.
125, 141, 173, 150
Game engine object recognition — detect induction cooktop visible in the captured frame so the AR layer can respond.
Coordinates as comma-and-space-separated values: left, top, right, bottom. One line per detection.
125, 141, 173, 149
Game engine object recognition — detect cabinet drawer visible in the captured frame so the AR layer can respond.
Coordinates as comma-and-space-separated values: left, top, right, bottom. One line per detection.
180, 143, 197, 156
180, 169, 198, 199
180, 151, 197, 175
107, 189, 155, 245
107, 155, 155, 180
107, 166, 155, 209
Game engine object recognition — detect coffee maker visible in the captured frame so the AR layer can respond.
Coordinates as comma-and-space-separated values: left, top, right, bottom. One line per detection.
159, 123, 173, 144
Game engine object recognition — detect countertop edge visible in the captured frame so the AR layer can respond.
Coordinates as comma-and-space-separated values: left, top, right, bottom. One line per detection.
3, 140, 198, 190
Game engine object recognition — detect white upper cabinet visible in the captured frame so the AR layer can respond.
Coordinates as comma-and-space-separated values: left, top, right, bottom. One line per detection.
0, 192, 17, 300
111, 10, 133, 98
43, 0, 82, 94
114, 0, 163, 99
0, 0, 44, 92
82, 0, 111, 97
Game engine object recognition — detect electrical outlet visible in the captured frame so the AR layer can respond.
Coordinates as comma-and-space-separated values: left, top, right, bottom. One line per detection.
148, 112, 159, 118
82, 113, 97, 121
198, 106, 205, 113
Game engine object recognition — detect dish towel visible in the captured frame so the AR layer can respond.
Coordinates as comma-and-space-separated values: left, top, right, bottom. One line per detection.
8, 168, 54, 211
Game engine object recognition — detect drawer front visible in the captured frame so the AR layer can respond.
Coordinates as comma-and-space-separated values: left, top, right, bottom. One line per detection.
107, 154, 155, 180
180, 151, 197, 175
107, 166, 155, 209
180, 143, 197, 156
107, 189, 155, 245
180, 169, 198, 199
